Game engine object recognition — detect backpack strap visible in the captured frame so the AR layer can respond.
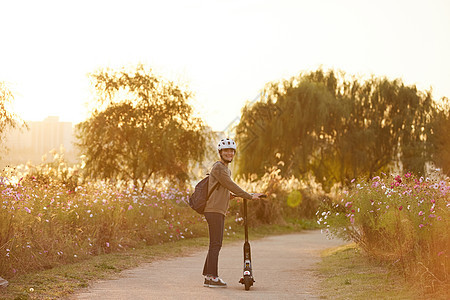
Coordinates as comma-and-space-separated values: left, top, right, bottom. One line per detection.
206, 173, 220, 201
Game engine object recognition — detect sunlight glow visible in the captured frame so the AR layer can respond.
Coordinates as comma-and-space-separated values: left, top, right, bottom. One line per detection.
1, 0, 449, 131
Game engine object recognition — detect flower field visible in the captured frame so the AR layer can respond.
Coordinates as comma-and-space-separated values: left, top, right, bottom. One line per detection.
318, 172, 450, 291
0, 172, 214, 278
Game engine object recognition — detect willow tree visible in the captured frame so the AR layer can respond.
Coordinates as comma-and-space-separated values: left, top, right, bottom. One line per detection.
0, 82, 22, 155
235, 69, 438, 191
76, 64, 209, 190
432, 97, 450, 176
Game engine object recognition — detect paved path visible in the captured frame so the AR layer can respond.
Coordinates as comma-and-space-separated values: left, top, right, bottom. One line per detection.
75, 230, 347, 300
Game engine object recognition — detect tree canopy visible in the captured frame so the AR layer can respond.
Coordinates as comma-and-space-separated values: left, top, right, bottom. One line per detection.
0, 82, 22, 155
432, 97, 450, 176
76, 64, 210, 189
235, 69, 444, 192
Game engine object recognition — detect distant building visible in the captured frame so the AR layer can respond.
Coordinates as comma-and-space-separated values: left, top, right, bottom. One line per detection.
1, 116, 77, 167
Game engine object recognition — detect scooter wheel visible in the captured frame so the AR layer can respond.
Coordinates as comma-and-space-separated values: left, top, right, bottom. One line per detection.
243, 275, 252, 291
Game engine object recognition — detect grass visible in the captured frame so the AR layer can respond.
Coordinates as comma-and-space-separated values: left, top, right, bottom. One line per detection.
317, 243, 449, 300
0, 222, 305, 299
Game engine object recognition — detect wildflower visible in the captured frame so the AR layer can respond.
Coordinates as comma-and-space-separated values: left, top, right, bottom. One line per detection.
106, 242, 110, 247
429, 214, 436, 218
398, 206, 403, 211
439, 180, 446, 187
404, 172, 412, 178
128, 205, 133, 210
438, 251, 444, 256
419, 224, 425, 228
24, 207, 31, 214
418, 211, 424, 216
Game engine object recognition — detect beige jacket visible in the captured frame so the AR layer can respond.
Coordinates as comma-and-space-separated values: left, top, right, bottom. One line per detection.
204, 161, 253, 215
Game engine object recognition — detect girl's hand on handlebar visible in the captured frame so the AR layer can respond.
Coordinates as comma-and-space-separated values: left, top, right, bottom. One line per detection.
251, 193, 266, 200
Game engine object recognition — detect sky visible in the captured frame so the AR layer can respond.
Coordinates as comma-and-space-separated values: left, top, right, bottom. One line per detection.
1, 0, 449, 132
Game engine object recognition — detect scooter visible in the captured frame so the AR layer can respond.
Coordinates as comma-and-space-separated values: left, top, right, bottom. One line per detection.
239, 194, 266, 291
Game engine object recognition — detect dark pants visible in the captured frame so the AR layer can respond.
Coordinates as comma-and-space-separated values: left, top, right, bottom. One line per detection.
202, 212, 225, 277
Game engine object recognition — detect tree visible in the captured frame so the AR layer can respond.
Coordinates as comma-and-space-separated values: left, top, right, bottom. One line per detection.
76, 64, 210, 190
235, 69, 438, 192
432, 97, 450, 176
0, 82, 22, 155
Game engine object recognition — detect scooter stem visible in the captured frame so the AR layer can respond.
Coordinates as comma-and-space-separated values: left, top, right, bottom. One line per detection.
244, 198, 248, 243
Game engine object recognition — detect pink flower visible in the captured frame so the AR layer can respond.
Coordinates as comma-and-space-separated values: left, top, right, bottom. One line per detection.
419, 224, 425, 228
430, 199, 435, 204
418, 211, 424, 216
398, 206, 403, 211
106, 242, 110, 247
438, 251, 444, 256
24, 207, 31, 214
128, 205, 133, 210
404, 172, 412, 178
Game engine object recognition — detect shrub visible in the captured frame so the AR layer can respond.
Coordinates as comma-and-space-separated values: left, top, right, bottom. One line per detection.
317, 172, 450, 292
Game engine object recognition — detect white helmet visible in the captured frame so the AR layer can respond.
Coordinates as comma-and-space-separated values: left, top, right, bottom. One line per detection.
217, 138, 237, 151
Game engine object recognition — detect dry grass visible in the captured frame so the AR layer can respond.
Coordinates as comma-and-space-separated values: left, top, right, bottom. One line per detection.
317, 243, 449, 300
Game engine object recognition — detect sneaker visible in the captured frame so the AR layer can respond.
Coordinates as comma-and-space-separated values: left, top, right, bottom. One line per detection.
0, 277, 8, 288
209, 277, 227, 288
203, 278, 210, 287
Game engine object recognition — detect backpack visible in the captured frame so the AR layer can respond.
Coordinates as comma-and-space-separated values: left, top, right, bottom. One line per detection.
189, 174, 219, 214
